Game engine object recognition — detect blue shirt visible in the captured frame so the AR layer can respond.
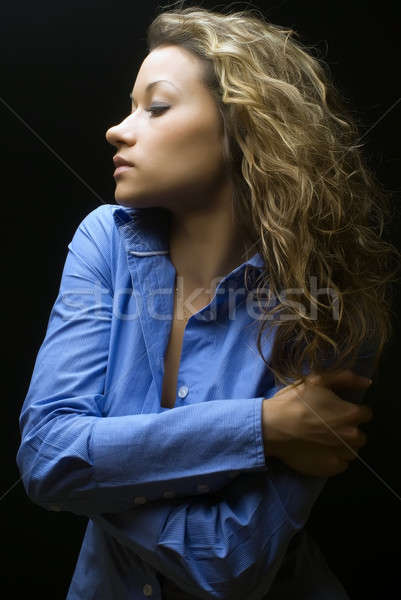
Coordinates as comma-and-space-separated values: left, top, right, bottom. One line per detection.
16, 203, 376, 599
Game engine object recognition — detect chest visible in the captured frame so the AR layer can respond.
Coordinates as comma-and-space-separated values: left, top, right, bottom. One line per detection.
160, 315, 187, 409
160, 292, 211, 409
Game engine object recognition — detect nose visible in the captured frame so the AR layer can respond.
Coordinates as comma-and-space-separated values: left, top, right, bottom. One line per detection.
105, 123, 121, 148
105, 114, 135, 148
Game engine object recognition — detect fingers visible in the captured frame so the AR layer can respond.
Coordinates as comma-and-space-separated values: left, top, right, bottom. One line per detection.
357, 405, 374, 423
273, 369, 373, 398
352, 428, 368, 448
306, 370, 375, 422
308, 369, 372, 391
339, 427, 367, 448
325, 425, 368, 449
336, 445, 360, 461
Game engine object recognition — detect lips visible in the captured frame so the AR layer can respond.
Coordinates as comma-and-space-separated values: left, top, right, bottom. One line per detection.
113, 155, 133, 167
113, 165, 133, 177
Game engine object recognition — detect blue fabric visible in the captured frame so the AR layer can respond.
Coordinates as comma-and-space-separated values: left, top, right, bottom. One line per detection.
16, 203, 376, 599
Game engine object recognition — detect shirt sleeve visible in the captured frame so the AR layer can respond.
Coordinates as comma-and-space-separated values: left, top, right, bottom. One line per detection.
90, 465, 328, 600
89, 349, 378, 600
15, 205, 268, 517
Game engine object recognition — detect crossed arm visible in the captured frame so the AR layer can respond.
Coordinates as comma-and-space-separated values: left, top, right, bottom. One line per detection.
16, 206, 376, 599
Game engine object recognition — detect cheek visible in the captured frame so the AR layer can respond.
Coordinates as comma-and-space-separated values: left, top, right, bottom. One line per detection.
152, 119, 224, 179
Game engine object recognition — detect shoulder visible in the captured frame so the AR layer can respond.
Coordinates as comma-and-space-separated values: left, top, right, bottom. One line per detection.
77, 203, 129, 232
67, 204, 133, 289
71, 203, 135, 247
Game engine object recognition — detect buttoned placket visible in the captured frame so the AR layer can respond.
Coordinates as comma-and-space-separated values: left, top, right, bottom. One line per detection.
114, 206, 265, 510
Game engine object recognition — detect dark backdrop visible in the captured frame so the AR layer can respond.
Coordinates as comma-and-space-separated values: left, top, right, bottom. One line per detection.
2, 1, 400, 598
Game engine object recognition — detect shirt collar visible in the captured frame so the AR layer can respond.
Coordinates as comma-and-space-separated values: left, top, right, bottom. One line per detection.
112, 204, 265, 273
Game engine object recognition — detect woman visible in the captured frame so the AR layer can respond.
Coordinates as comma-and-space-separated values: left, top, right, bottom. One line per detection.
16, 4, 400, 600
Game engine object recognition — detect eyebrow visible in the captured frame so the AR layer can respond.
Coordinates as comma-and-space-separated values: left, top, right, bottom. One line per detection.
129, 79, 180, 103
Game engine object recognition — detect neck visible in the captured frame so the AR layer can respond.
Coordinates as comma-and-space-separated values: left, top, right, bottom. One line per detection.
168, 194, 255, 294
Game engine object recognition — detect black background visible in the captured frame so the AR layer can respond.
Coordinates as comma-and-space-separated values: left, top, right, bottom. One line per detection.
2, 1, 400, 598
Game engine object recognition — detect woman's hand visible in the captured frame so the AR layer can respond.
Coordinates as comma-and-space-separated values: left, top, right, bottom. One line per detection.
262, 370, 373, 477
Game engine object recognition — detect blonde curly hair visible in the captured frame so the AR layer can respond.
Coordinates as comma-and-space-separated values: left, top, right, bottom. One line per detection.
146, 1, 401, 387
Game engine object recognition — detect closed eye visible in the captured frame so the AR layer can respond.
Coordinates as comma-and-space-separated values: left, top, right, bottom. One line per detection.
147, 105, 169, 116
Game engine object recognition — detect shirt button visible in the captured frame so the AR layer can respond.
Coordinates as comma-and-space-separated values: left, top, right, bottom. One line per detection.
197, 484, 210, 493
163, 490, 176, 499
49, 504, 61, 511
178, 385, 189, 398
134, 496, 147, 505
143, 583, 153, 596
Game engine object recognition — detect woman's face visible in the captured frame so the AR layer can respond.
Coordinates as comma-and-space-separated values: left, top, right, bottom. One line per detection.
106, 44, 229, 212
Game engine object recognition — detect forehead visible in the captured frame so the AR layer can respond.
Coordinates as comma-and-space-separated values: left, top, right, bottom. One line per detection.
134, 45, 206, 92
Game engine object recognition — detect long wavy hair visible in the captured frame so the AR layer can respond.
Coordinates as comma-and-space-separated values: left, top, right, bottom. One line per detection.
146, 1, 401, 387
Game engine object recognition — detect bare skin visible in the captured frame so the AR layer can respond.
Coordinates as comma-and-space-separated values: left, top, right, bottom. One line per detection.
106, 44, 374, 475
105, 43, 257, 412
263, 370, 373, 477
105, 43, 254, 301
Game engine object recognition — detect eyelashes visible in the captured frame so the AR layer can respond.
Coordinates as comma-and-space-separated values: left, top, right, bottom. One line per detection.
129, 105, 170, 118
147, 105, 170, 116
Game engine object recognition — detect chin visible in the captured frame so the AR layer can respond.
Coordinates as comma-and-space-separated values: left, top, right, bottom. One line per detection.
114, 194, 158, 210
114, 185, 173, 210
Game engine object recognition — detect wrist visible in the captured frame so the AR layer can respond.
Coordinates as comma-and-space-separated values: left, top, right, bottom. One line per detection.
262, 397, 289, 457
